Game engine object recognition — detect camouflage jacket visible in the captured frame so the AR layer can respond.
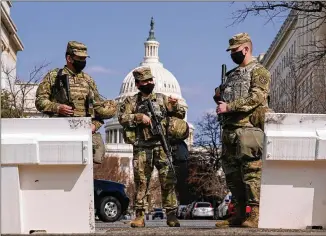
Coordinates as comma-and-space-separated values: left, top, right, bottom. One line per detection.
220, 60, 271, 128
118, 92, 186, 146
35, 66, 117, 131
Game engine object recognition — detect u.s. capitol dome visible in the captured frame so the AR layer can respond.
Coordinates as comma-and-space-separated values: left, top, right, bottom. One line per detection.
104, 18, 194, 159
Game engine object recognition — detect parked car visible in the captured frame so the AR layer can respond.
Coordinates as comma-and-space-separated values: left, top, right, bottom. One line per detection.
184, 202, 196, 219
192, 202, 214, 219
176, 205, 187, 219
227, 200, 236, 217
180, 206, 188, 219
218, 192, 252, 220
152, 208, 164, 220
217, 192, 232, 219
120, 213, 132, 220
94, 179, 130, 222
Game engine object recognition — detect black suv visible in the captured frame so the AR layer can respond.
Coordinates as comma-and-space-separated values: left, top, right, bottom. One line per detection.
94, 179, 130, 222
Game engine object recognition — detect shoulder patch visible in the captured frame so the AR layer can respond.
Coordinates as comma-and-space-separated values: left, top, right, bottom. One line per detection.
253, 66, 270, 77
252, 66, 270, 85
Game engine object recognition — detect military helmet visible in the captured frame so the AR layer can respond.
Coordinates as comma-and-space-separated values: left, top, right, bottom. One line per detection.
122, 127, 136, 144
162, 117, 190, 142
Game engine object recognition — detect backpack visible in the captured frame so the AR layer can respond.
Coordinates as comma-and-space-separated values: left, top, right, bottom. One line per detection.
172, 140, 189, 163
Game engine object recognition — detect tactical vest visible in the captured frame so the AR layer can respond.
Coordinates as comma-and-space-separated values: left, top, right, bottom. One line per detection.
136, 93, 166, 123
221, 61, 262, 128
121, 93, 189, 146
221, 61, 259, 104
135, 93, 166, 144
50, 68, 94, 117
221, 61, 272, 129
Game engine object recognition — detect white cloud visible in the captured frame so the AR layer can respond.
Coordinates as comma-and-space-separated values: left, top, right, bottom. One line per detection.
86, 66, 119, 75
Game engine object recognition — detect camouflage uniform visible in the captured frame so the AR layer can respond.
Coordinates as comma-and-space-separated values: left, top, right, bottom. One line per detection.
118, 67, 185, 228
35, 41, 117, 164
214, 33, 271, 228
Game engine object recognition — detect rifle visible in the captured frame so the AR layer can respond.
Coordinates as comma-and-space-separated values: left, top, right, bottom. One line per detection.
55, 69, 75, 115
218, 64, 227, 143
221, 64, 227, 91
140, 98, 177, 184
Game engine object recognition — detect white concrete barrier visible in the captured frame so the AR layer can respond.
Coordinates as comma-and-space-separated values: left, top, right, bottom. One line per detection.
259, 113, 326, 229
1, 117, 95, 234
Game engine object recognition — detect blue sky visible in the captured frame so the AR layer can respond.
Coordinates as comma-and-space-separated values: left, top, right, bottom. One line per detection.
12, 2, 284, 128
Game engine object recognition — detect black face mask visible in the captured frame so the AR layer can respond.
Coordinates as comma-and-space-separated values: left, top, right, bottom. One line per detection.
72, 60, 86, 73
231, 50, 246, 65
138, 83, 155, 95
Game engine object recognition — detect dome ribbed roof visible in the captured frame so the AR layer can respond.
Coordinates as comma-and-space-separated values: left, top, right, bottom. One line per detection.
117, 63, 183, 103
115, 17, 187, 108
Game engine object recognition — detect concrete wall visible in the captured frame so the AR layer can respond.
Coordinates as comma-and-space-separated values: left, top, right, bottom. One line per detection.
1, 117, 95, 234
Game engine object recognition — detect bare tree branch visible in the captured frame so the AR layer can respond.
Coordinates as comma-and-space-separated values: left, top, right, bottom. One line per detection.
193, 112, 221, 158
186, 112, 227, 201
1, 60, 50, 118
270, 55, 325, 114
310, 58, 326, 113
229, 1, 326, 69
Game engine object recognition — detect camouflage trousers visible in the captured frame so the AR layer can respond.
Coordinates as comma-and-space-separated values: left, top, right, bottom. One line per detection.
92, 132, 105, 164
132, 145, 178, 211
221, 126, 264, 207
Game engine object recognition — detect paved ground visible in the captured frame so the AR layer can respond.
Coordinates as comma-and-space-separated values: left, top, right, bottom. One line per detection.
3, 220, 326, 235
95, 220, 326, 236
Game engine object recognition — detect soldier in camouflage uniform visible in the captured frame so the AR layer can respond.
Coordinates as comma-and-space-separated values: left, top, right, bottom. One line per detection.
35, 41, 117, 164
118, 67, 185, 228
213, 33, 271, 228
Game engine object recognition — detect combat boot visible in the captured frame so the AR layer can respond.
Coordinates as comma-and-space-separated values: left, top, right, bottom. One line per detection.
130, 209, 145, 228
215, 204, 245, 228
215, 215, 244, 228
166, 209, 180, 227
241, 206, 259, 228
